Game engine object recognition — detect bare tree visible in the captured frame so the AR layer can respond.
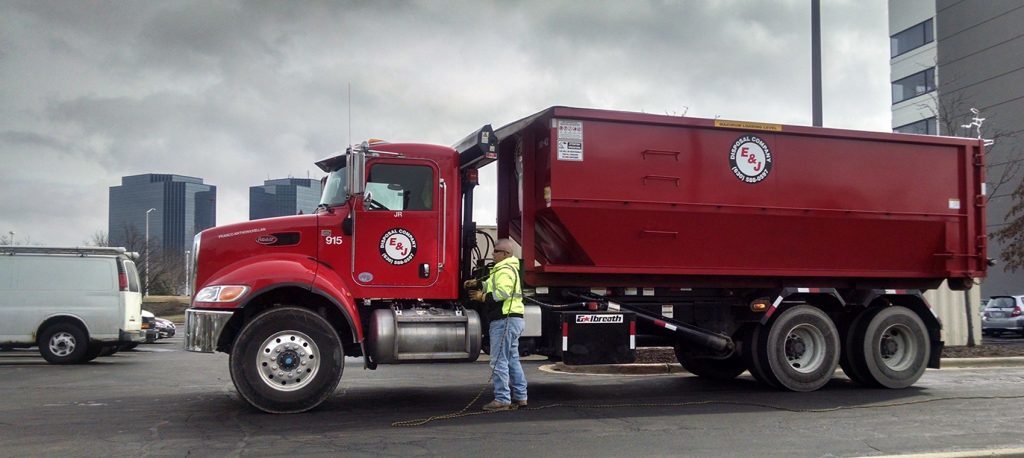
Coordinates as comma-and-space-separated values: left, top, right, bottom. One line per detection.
111, 224, 186, 296
86, 230, 109, 247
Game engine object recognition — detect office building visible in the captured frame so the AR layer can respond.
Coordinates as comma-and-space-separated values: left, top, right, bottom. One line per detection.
249, 178, 323, 220
889, 0, 1024, 296
108, 174, 217, 258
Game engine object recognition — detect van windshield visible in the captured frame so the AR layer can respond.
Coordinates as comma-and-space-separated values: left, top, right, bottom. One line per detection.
319, 165, 349, 207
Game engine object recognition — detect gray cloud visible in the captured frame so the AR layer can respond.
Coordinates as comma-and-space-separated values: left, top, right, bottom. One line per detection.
0, 0, 890, 245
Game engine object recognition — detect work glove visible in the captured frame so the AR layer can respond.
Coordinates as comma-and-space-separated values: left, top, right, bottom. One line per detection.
468, 289, 485, 302
463, 279, 480, 290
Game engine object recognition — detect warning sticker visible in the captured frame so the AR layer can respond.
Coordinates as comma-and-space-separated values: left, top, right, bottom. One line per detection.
556, 119, 584, 161
715, 119, 783, 132
379, 228, 417, 265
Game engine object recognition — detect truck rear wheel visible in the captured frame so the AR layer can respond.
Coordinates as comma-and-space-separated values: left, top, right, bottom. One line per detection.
38, 322, 89, 364
674, 345, 746, 381
854, 306, 929, 389
745, 326, 781, 388
839, 308, 878, 386
229, 307, 345, 413
756, 305, 840, 392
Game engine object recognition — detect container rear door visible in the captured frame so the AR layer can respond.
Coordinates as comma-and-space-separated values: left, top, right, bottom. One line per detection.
121, 260, 142, 333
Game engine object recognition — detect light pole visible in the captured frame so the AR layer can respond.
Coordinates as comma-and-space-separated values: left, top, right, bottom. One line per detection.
145, 208, 156, 296
7, 231, 13, 246
184, 250, 191, 295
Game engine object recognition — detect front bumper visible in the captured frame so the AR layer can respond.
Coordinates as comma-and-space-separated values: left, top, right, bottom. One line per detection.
120, 329, 146, 343
184, 308, 235, 353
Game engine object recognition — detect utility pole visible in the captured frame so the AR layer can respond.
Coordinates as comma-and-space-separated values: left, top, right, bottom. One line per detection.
811, 0, 822, 127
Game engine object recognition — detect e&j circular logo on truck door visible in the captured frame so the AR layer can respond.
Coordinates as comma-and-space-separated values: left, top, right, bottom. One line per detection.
729, 135, 772, 184
379, 228, 417, 265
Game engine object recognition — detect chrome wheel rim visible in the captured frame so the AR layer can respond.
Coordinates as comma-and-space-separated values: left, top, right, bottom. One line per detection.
878, 323, 915, 371
256, 331, 320, 392
48, 332, 76, 357
784, 324, 826, 373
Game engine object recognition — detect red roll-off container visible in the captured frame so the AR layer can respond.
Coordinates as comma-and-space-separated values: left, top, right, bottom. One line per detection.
494, 107, 987, 290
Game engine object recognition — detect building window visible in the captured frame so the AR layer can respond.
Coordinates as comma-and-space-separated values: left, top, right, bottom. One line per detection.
892, 68, 935, 104
894, 117, 937, 135
891, 18, 933, 58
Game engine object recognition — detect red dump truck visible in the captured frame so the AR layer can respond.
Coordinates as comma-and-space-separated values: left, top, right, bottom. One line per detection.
184, 106, 987, 413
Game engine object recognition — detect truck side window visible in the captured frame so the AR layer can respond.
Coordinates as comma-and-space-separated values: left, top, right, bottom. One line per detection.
365, 164, 434, 211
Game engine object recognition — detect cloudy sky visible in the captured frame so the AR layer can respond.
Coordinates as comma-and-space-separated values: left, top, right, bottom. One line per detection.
0, 0, 891, 246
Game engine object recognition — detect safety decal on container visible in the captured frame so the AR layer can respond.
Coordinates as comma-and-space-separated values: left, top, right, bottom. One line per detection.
556, 119, 584, 161
729, 135, 773, 184
379, 228, 417, 265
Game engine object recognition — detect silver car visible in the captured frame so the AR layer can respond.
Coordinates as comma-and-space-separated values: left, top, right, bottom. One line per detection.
982, 295, 1024, 336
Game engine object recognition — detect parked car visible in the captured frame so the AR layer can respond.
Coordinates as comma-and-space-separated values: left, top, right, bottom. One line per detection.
982, 295, 1024, 336
141, 310, 176, 342
0, 246, 144, 364
141, 310, 159, 343
154, 317, 176, 339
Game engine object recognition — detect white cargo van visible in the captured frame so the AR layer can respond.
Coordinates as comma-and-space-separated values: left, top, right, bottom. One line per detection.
0, 246, 145, 364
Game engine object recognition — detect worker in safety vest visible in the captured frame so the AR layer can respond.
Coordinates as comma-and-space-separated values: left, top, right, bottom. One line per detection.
465, 238, 527, 411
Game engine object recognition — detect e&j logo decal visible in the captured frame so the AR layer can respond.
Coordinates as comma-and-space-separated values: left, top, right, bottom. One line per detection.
379, 228, 417, 265
729, 135, 772, 184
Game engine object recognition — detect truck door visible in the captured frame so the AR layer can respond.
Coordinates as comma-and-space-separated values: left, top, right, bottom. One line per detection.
352, 160, 440, 289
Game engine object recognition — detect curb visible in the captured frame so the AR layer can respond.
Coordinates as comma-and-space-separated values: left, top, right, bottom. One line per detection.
542, 357, 1024, 376
940, 356, 1024, 368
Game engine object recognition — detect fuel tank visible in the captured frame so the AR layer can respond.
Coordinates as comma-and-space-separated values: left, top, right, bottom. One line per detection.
367, 306, 481, 364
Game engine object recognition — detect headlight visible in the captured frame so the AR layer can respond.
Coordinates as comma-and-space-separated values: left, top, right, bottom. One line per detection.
194, 285, 249, 303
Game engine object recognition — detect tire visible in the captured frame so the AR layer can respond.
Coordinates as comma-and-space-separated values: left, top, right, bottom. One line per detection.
840, 308, 879, 386
229, 307, 345, 413
857, 306, 929, 389
675, 344, 746, 381
756, 305, 840, 392
82, 343, 105, 362
38, 322, 89, 364
744, 325, 781, 388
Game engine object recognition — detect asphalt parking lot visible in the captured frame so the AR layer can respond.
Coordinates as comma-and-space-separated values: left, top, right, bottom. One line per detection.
5, 333, 1024, 457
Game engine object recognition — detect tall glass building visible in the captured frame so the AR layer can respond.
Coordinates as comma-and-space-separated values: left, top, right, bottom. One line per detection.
108, 174, 217, 257
249, 178, 323, 220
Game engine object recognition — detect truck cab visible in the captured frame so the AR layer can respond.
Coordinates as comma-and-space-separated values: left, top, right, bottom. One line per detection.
313, 141, 462, 300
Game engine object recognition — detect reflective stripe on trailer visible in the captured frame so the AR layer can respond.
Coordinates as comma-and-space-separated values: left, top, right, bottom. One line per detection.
653, 319, 678, 331
562, 322, 569, 351
629, 321, 636, 349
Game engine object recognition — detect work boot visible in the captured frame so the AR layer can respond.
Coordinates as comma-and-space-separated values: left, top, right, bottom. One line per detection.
482, 400, 511, 411
513, 399, 528, 407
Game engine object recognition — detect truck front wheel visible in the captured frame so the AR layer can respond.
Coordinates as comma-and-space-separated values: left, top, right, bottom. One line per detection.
756, 305, 840, 392
229, 307, 345, 413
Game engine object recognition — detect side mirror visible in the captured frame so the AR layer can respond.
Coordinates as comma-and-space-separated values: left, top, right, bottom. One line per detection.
347, 147, 365, 195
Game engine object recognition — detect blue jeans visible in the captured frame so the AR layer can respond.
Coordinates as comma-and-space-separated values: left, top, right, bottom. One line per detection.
489, 317, 527, 404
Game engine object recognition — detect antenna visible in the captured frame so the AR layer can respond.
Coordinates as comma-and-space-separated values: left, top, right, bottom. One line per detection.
348, 83, 352, 153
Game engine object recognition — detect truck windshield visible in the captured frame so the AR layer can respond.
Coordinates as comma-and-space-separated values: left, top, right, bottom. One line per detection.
319, 165, 349, 207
